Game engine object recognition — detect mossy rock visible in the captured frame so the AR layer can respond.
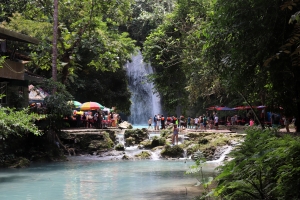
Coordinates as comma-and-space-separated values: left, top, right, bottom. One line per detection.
161, 145, 184, 158
124, 129, 148, 143
10, 157, 30, 168
88, 136, 114, 151
198, 138, 209, 144
151, 136, 166, 148
140, 139, 152, 149
105, 130, 117, 143
160, 129, 172, 138
115, 143, 125, 151
126, 137, 135, 146
122, 154, 130, 160
186, 132, 199, 139
135, 151, 151, 159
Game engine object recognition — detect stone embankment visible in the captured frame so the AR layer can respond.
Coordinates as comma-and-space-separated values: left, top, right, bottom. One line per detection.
60, 125, 246, 160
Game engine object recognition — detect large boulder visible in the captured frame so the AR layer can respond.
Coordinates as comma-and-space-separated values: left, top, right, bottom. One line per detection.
151, 136, 166, 148
161, 145, 184, 158
115, 143, 125, 151
88, 132, 114, 151
118, 121, 133, 129
140, 139, 152, 149
124, 129, 148, 145
135, 151, 151, 159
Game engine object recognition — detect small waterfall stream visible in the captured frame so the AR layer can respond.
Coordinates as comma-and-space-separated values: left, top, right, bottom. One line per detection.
125, 51, 162, 125
206, 145, 233, 164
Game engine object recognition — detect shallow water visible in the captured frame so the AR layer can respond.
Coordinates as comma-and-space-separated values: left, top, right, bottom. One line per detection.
0, 158, 217, 200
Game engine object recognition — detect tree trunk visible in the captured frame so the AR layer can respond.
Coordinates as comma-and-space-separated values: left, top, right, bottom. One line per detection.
237, 90, 265, 129
52, 0, 58, 91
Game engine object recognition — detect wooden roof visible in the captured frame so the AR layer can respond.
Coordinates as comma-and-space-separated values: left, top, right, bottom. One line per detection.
0, 27, 39, 44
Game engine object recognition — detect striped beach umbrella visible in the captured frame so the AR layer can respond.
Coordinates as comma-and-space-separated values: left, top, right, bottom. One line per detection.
80, 102, 103, 111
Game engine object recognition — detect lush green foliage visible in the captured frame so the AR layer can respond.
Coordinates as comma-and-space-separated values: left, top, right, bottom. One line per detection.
214, 127, 300, 199
70, 66, 132, 115
143, 0, 204, 113
0, 107, 41, 137
127, 0, 175, 47
0, 0, 137, 114
38, 79, 73, 130
143, 0, 300, 118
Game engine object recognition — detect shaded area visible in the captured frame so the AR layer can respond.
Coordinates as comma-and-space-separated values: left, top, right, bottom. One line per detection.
0, 175, 29, 184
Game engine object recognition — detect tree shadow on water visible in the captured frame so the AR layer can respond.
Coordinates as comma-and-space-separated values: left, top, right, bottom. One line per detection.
0, 175, 29, 184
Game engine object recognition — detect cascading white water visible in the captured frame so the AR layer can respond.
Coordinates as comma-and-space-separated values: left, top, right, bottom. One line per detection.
125, 51, 162, 125
206, 145, 233, 164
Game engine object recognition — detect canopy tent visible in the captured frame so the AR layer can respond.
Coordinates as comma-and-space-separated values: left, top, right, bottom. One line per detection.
233, 105, 267, 110
215, 106, 234, 111
207, 106, 234, 111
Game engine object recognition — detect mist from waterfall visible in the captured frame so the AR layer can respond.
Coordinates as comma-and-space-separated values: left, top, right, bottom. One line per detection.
125, 51, 162, 125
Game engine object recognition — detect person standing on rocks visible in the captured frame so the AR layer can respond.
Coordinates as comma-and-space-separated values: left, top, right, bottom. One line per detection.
154, 115, 157, 130
156, 114, 161, 130
172, 124, 179, 145
161, 115, 165, 129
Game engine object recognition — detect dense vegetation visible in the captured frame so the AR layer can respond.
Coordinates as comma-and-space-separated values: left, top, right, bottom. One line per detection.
2, 0, 299, 117
1, 0, 300, 199
143, 0, 300, 120
214, 128, 300, 199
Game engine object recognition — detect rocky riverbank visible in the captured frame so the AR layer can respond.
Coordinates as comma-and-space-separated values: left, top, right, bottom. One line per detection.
0, 124, 246, 168
59, 125, 246, 161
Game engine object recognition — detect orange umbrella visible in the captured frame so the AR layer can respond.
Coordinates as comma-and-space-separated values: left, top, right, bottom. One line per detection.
80, 102, 102, 111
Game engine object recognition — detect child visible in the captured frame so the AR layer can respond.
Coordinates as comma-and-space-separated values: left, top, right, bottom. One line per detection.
172, 124, 179, 145
249, 118, 254, 126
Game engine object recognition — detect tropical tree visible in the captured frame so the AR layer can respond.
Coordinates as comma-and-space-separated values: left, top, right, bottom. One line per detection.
0, 0, 137, 114
126, 0, 175, 47
202, 0, 300, 120
143, 0, 214, 114
264, 1, 300, 130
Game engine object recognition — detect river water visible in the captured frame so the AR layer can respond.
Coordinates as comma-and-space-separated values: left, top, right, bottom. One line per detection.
0, 158, 218, 200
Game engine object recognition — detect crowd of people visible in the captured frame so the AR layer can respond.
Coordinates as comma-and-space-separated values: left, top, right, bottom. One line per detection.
70, 110, 122, 129
147, 113, 220, 131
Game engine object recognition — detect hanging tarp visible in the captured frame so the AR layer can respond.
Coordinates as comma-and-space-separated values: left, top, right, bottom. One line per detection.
28, 84, 48, 103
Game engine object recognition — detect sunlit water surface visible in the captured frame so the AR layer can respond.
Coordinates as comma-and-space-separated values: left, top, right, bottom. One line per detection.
0, 158, 217, 200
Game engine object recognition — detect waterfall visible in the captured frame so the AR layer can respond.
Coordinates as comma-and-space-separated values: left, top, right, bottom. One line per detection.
116, 133, 125, 146
125, 51, 162, 125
